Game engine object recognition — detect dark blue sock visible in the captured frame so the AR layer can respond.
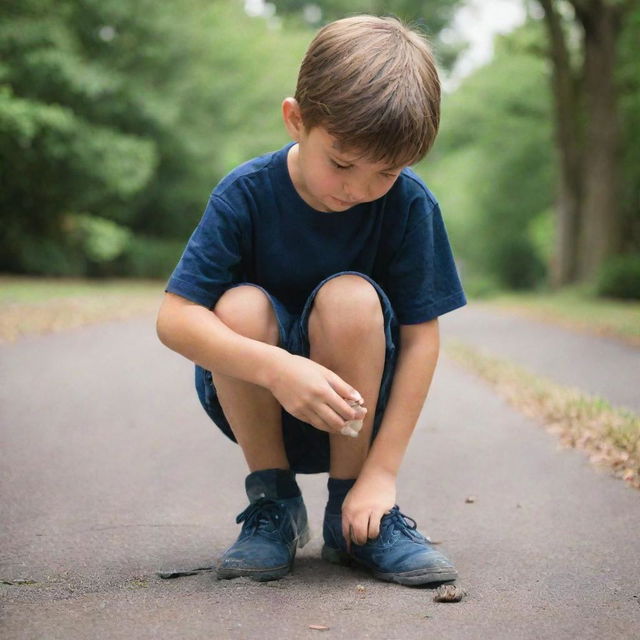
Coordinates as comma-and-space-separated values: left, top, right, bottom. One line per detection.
326, 477, 356, 515
245, 468, 300, 502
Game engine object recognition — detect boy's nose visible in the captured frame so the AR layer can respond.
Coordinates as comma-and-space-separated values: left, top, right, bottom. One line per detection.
343, 181, 367, 203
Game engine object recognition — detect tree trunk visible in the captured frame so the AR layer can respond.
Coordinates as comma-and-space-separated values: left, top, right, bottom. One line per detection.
573, 1, 623, 281
539, 0, 583, 287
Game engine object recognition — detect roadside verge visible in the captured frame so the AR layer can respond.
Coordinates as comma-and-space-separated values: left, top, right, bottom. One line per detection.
445, 340, 640, 490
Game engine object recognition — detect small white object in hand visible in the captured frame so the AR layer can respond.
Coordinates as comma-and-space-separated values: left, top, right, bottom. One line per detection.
341, 398, 365, 438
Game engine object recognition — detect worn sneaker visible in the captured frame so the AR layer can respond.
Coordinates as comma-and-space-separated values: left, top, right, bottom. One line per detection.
217, 470, 310, 582
321, 505, 458, 586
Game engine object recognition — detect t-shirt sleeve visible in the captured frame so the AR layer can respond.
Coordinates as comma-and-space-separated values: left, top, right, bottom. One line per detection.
165, 194, 246, 308
386, 196, 466, 324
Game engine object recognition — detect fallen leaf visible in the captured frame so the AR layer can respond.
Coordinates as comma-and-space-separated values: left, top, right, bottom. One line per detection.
465, 496, 476, 504
157, 566, 213, 579
356, 584, 366, 592
309, 624, 330, 631
433, 584, 466, 603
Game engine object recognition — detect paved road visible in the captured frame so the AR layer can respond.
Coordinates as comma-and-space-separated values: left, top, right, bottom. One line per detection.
1, 311, 639, 639
442, 304, 640, 414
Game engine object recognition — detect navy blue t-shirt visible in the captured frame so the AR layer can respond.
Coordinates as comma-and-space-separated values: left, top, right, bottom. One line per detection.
166, 143, 466, 324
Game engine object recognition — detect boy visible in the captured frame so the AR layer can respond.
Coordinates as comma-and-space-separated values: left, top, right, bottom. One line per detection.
157, 15, 466, 586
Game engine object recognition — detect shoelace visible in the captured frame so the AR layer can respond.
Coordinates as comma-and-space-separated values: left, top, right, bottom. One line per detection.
378, 505, 422, 544
236, 497, 290, 537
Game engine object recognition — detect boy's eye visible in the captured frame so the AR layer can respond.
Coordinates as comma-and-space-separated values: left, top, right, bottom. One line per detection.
331, 160, 351, 170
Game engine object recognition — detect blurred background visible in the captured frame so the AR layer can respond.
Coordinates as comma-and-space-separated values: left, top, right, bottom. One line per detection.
1, 0, 638, 301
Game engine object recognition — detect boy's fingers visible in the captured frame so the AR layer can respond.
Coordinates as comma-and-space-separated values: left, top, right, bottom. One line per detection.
328, 375, 363, 407
342, 519, 352, 553
328, 390, 365, 422
352, 521, 368, 545
343, 513, 368, 546
367, 512, 384, 540
342, 517, 364, 547
314, 404, 349, 433
308, 409, 338, 434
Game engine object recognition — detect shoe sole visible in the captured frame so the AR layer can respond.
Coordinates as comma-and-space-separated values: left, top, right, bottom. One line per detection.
216, 562, 292, 582
216, 527, 311, 582
321, 544, 458, 586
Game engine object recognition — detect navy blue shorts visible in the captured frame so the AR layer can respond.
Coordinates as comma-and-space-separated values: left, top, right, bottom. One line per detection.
195, 271, 399, 474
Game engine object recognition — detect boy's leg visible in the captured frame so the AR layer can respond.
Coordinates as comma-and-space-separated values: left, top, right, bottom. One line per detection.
210, 285, 308, 581
212, 285, 289, 471
307, 274, 457, 585
307, 274, 386, 478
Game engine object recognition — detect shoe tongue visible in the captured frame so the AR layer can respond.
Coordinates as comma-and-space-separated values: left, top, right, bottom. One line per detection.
245, 469, 299, 503
247, 483, 275, 502
381, 507, 404, 533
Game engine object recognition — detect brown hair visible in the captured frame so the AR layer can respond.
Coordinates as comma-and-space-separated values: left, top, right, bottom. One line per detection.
294, 15, 441, 167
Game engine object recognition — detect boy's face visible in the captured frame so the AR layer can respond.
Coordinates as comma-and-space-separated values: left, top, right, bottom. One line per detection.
283, 98, 405, 213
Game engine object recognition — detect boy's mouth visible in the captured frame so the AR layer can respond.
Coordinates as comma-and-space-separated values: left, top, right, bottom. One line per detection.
332, 196, 357, 208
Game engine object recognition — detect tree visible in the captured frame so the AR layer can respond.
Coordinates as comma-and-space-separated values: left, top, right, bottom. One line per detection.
0, 0, 201, 273
273, 0, 468, 71
0, 0, 469, 277
536, 0, 635, 285
425, 19, 554, 290
0, 0, 305, 275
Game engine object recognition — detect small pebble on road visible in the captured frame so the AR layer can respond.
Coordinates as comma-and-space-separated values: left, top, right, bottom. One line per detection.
433, 584, 466, 602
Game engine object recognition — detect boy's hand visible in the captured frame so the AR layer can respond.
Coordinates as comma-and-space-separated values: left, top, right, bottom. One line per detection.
268, 353, 366, 435
341, 468, 396, 548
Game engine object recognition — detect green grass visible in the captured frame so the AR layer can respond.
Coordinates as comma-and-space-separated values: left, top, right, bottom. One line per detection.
0, 276, 164, 342
0, 276, 163, 304
476, 287, 640, 345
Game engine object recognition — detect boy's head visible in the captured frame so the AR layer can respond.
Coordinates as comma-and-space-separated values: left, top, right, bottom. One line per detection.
293, 15, 441, 168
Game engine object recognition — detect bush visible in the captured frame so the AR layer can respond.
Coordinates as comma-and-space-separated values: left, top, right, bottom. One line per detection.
597, 253, 640, 300
115, 234, 185, 279
29, 213, 133, 278
66, 214, 131, 263
458, 268, 502, 299
17, 234, 87, 276
492, 236, 547, 290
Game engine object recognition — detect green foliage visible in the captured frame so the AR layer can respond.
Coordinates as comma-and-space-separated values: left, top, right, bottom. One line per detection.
0, 0, 173, 272
66, 214, 132, 263
0, 0, 314, 275
15, 0, 631, 291
596, 254, 640, 300
618, 5, 640, 251
17, 234, 86, 277
422, 19, 554, 291
457, 271, 502, 299
114, 235, 186, 280
274, 0, 466, 73
275, 1, 462, 31
529, 208, 555, 267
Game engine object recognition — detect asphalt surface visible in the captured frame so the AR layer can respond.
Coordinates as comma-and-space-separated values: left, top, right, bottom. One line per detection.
442, 304, 640, 414
1, 307, 639, 639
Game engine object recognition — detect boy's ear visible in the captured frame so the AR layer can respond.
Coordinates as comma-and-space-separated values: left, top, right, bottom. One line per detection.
282, 97, 305, 141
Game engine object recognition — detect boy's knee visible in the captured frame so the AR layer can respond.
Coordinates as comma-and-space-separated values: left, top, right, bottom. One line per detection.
310, 274, 384, 337
214, 285, 279, 345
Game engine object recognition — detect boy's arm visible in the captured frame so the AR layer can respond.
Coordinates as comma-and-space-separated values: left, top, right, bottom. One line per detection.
157, 292, 361, 431
341, 318, 440, 544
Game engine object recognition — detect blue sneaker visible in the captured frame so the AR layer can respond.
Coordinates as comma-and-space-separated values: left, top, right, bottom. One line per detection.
217, 470, 310, 582
321, 505, 458, 586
